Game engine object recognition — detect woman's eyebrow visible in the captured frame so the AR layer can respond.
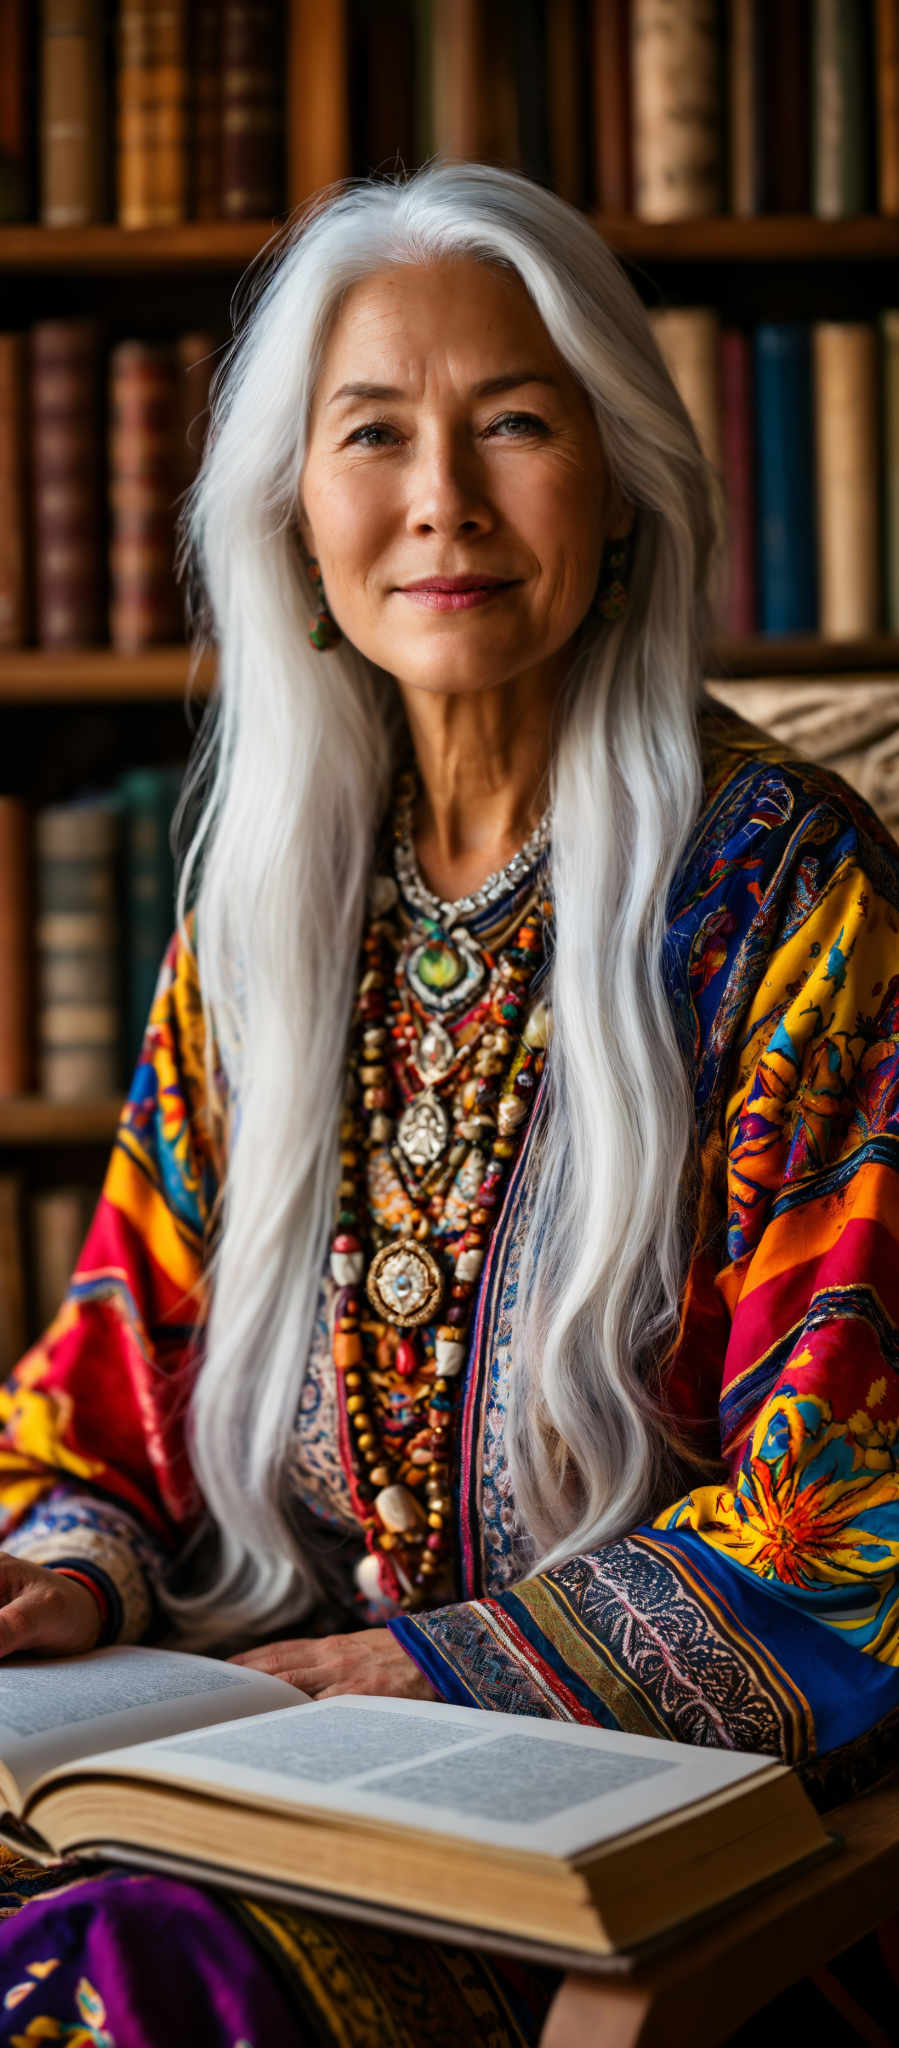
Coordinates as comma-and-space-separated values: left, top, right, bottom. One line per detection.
326, 371, 562, 410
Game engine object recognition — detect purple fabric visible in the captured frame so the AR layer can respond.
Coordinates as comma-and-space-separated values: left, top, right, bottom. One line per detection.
0, 1868, 300, 2045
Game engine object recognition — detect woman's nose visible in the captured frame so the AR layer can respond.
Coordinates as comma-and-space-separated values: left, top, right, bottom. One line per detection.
404, 431, 494, 535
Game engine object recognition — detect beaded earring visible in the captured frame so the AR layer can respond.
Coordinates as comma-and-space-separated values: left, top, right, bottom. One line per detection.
594, 531, 635, 621
305, 554, 343, 650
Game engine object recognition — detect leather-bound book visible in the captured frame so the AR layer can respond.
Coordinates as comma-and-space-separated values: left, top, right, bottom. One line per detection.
0, 1173, 26, 1381
757, 0, 810, 212
221, 1, 284, 218
727, 0, 762, 215
116, 764, 182, 1078
631, 0, 723, 220
753, 324, 817, 635
174, 330, 218, 506
880, 310, 899, 631
0, 334, 28, 648
481, 0, 523, 168
649, 308, 722, 473
190, 0, 221, 216
813, 323, 880, 637
31, 1184, 100, 1340
0, 796, 32, 1098
35, 797, 121, 1102
547, 0, 588, 206
877, 0, 899, 214
591, 0, 632, 214
431, 0, 487, 160
118, 0, 187, 227
0, 0, 35, 221
108, 341, 182, 653
30, 319, 104, 650
811, 0, 876, 217
40, 0, 107, 225
348, 1, 416, 180
719, 329, 756, 634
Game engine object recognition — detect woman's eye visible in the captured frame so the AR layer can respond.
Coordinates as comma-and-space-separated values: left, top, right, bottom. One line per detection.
489, 412, 548, 435
346, 411, 549, 449
347, 421, 396, 447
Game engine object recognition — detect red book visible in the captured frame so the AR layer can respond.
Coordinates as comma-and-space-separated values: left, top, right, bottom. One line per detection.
591, 0, 633, 212
108, 341, 182, 652
719, 329, 756, 636
30, 319, 104, 649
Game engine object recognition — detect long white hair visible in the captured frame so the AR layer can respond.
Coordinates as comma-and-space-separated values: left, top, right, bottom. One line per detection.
161, 160, 720, 1643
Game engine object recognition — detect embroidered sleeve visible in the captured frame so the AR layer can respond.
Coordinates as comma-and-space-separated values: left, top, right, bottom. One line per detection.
390, 784, 899, 1796
0, 913, 224, 1642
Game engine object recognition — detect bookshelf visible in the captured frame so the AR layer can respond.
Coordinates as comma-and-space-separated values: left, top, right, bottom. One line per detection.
2, 0, 898, 1366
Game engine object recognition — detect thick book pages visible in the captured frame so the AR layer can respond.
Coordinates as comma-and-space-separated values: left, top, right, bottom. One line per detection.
813, 323, 881, 636
16, 1689, 831, 1964
631, 0, 723, 221
754, 324, 818, 635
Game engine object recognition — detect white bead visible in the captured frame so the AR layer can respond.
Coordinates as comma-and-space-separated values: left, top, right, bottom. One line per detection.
330, 1251, 364, 1284
454, 1248, 484, 1282
375, 1483, 426, 1533
354, 1553, 385, 1602
497, 1096, 527, 1135
435, 1337, 466, 1376
523, 1000, 550, 1049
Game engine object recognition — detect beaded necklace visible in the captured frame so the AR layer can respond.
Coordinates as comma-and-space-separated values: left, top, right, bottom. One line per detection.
329, 771, 553, 1611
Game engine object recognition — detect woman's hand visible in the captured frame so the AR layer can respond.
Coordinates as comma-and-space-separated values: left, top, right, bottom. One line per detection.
230, 1626, 440, 1701
0, 1553, 103, 1658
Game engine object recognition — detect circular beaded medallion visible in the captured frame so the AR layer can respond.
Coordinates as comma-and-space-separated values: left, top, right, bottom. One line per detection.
405, 930, 485, 1013
365, 1238, 445, 1327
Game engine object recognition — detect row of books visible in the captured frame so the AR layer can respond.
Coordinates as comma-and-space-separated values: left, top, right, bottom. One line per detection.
0, 321, 218, 653
3, 2, 899, 232
0, 1172, 99, 1376
0, 768, 184, 1105
655, 311, 899, 639
0, 0, 285, 228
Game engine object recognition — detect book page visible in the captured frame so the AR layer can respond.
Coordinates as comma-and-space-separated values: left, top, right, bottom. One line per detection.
0, 1646, 301, 1809
67, 1694, 778, 1859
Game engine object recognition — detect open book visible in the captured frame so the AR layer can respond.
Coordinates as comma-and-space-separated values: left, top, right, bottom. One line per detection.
0, 1644, 831, 1968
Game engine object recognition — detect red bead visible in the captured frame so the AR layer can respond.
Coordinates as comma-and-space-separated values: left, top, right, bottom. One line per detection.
395, 1338, 419, 1378
333, 1233, 361, 1253
426, 1532, 443, 1551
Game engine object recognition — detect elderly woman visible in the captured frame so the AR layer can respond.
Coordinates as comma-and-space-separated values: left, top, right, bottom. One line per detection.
0, 160, 897, 2045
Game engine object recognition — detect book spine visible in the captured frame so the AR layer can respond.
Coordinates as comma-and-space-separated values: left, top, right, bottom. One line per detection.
727, 0, 761, 215
648, 307, 723, 473
173, 330, 218, 503
516, 0, 551, 187
0, 333, 28, 648
631, 0, 723, 221
0, 0, 32, 221
0, 796, 32, 1097
813, 322, 880, 637
117, 0, 156, 229
481, 0, 523, 169
221, 0, 283, 218
35, 799, 121, 1102
412, 0, 435, 165
758, 0, 811, 212
812, 0, 875, 217
116, 764, 180, 1076
719, 329, 756, 634
883, 310, 899, 633
30, 319, 104, 650
877, 0, 899, 214
546, 0, 586, 207
591, 0, 633, 212
351, 0, 417, 182
754, 324, 818, 635
152, 0, 188, 226
190, 0, 221, 217
31, 1183, 99, 1338
108, 340, 182, 653
0, 1172, 26, 1379
431, 0, 483, 159
40, 0, 106, 226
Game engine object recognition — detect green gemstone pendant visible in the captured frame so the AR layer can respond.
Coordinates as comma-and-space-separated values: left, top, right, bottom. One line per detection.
405, 927, 485, 1014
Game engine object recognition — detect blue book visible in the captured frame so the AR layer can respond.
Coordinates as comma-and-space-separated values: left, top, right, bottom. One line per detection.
754, 325, 818, 635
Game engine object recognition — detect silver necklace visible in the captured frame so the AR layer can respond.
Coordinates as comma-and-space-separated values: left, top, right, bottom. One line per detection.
393, 785, 552, 926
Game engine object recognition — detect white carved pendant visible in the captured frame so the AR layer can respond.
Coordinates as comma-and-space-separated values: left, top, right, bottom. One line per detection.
416, 1020, 455, 1083
365, 1236, 445, 1327
397, 1089, 449, 1167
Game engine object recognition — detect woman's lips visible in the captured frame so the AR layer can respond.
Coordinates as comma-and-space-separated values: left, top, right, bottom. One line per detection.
397, 582, 515, 611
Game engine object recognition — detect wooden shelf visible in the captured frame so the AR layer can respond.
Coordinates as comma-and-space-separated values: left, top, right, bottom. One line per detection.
0, 1099, 122, 1144
0, 637, 897, 703
2, 215, 899, 274
0, 221, 286, 272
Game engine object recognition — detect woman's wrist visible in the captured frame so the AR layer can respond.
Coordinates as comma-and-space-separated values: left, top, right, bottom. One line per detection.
49, 1566, 114, 1648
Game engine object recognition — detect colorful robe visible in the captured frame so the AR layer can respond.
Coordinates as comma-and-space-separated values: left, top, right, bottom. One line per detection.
3, 698, 899, 1807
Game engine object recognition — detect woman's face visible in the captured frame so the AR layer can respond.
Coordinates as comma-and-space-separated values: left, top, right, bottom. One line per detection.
297, 255, 630, 703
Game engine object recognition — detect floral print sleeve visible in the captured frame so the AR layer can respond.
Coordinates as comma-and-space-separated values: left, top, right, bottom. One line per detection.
390, 717, 899, 1800
0, 912, 224, 1642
